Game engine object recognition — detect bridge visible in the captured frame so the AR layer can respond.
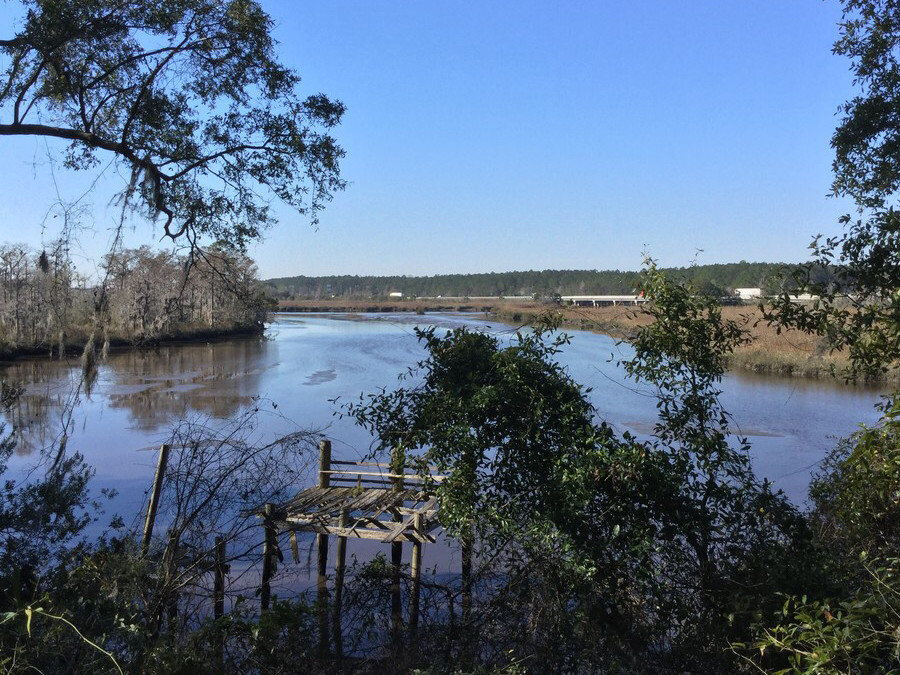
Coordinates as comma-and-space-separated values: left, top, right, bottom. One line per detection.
561, 295, 647, 307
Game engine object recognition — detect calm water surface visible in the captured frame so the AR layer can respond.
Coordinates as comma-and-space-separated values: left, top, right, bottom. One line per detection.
2, 313, 887, 516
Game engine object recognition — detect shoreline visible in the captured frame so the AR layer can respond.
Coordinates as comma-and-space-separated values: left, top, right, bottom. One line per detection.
0, 324, 265, 364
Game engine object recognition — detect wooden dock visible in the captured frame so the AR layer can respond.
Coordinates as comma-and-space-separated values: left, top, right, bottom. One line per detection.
259, 439, 444, 656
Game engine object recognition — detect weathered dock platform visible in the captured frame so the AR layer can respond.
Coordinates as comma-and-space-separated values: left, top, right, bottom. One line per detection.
276, 480, 439, 544
259, 440, 444, 656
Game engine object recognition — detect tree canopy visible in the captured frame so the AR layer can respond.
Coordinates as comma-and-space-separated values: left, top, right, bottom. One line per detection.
832, 0, 900, 208
769, 0, 900, 379
0, 0, 345, 249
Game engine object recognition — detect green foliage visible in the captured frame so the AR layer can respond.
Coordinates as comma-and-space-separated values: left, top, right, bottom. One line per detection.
0, 441, 99, 609
810, 395, 900, 559
344, 317, 601, 549
767, 212, 900, 380
0, 0, 345, 248
128, 598, 318, 675
0, 447, 124, 673
1, 603, 125, 674
832, 0, 900, 208
746, 398, 900, 673
748, 5, 900, 659
615, 263, 809, 671
341, 267, 809, 672
625, 260, 751, 445
748, 561, 900, 675
766, 0, 900, 379
747, 3, 900, 667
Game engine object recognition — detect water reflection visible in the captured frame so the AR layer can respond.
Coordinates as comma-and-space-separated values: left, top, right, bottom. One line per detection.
1, 336, 272, 453
104, 339, 271, 429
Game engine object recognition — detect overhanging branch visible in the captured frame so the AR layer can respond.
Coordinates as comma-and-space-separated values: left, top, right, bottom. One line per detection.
0, 122, 152, 170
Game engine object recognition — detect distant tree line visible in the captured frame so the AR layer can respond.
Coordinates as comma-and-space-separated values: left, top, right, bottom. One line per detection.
0, 242, 269, 354
265, 261, 823, 300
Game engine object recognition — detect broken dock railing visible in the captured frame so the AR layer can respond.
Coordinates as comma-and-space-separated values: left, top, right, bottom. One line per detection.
258, 439, 444, 656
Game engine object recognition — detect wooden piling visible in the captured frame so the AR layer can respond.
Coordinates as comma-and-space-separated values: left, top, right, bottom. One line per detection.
214, 536, 226, 620
460, 525, 474, 670
141, 444, 170, 556
214, 535, 226, 667
318, 438, 332, 487
261, 503, 275, 612
165, 530, 179, 628
390, 446, 404, 653
333, 507, 348, 660
461, 528, 473, 628
410, 512, 423, 640
317, 439, 331, 656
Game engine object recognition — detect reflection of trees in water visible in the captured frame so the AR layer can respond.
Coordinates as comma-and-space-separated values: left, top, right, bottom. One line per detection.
0, 336, 270, 451
2, 360, 85, 456
105, 339, 269, 430
7, 392, 60, 456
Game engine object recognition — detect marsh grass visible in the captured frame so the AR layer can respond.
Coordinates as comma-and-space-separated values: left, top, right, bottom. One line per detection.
500, 304, 889, 383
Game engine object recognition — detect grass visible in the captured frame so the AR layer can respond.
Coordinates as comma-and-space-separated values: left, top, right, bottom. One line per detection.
494, 303, 893, 384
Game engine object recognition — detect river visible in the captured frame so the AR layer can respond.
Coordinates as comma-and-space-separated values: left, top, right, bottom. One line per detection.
2, 312, 887, 522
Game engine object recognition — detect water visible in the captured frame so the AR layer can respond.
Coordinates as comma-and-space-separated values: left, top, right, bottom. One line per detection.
1, 312, 887, 519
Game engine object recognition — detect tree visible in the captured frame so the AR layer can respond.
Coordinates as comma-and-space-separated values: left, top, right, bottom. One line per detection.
615, 263, 809, 673
343, 321, 648, 669
344, 278, 808, 672
832, 0, 900, 209
768, 0, 900, 379
0, 0, 345, 249
745, 397, 900, 675
747, 3, 900, 670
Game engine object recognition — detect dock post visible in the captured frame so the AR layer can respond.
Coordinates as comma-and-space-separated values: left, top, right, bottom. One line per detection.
461, 526, 473, 627
214, 536, 226, 620
460, 523, 474, 670
141, 444, 170, 556
261, 504, 275, 612
214, 535, 226, 667
318, 438, 332, 488
317, 439, 331, 656
410, 511, 423, 641
390, 446, 405, 654
333, 507, 348, 660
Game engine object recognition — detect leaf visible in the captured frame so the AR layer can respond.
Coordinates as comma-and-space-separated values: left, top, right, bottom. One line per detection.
25, 607, 32, 636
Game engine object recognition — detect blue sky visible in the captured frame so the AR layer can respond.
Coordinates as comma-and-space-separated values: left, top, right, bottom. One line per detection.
0, 1, 858, 278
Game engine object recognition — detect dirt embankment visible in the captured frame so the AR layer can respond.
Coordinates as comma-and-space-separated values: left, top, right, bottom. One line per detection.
0, 323, 264, 362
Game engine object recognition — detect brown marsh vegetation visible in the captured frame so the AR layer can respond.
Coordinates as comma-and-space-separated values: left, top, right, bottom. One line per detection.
277, 298, 870, 382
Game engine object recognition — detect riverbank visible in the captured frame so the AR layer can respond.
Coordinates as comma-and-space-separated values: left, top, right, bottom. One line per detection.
493, 304, 891, 384
0, 323, 265, 363
276, 299, 893, 384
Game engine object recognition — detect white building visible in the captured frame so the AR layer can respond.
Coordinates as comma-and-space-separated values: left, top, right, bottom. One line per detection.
733, 287, 762, 300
